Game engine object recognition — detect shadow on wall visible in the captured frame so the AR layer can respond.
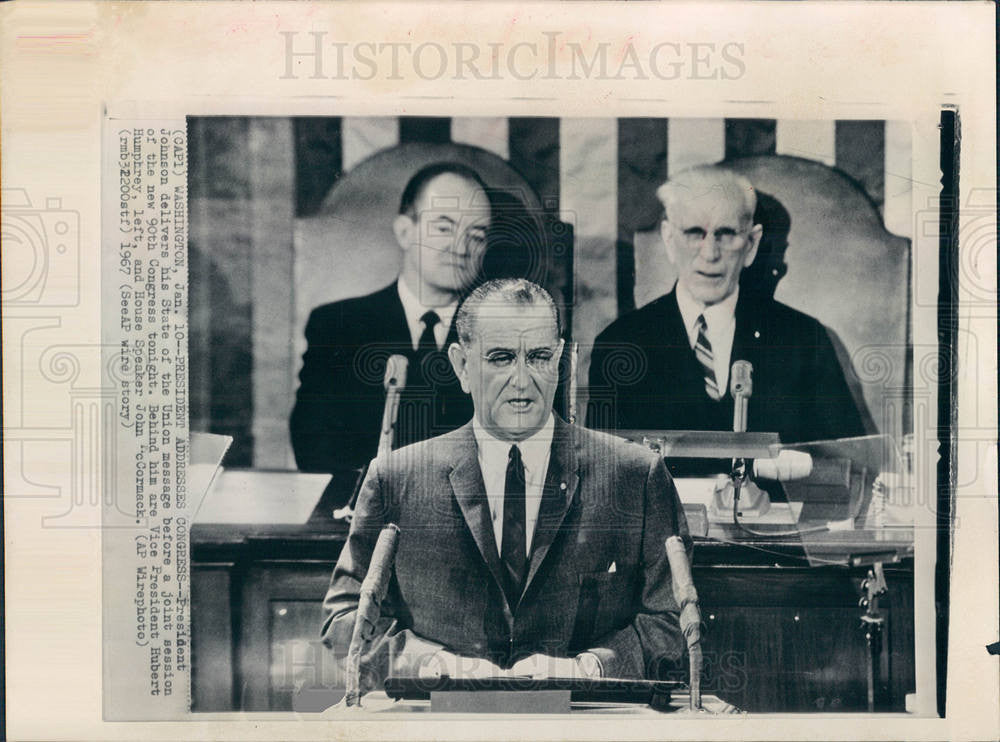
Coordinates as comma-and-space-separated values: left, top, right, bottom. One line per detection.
742, 191, 877, 435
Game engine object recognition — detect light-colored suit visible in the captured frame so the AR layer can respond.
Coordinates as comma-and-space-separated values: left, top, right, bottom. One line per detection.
322, 416, 690, 683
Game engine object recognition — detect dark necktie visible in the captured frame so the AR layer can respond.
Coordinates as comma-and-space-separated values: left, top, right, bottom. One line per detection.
501, 444, 527, 607
410, 310, 441, 391
396, 311, 441, 450
417, 310, 441, 356
694, 314, 722, 400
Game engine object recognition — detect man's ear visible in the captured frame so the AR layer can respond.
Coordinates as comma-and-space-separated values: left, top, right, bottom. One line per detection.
743, 223, 763, 268
393, 213, 416, 252
447, 342, 471, 394
659, 220, 678, 265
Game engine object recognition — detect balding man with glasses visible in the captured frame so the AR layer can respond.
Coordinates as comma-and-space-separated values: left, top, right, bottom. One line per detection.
291, 163, 491, 473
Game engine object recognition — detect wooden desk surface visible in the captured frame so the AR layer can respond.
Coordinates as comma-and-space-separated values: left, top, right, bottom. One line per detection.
314, 691, 740, 716
192, 468, 913, 567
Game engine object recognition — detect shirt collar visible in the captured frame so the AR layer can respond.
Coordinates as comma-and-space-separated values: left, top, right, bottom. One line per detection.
396, 277, 459, 340
472, 413, 555, 481
675, 281, 740, 344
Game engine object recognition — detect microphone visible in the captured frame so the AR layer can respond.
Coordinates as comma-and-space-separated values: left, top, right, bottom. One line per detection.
377, 354, 409, 460
729, 360, 753, 486
344, 523, 401, 706
753, 450, 814, 481
567, 342, 579, 425
664, 535, 702, 710
730, 360, 753, 434
726, 361, 816, 482
334, 356, 408, 522
723, 359, 769, 520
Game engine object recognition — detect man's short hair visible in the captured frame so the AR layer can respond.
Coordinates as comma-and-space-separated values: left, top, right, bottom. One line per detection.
456, 278, 559, 346
398, 162, 489, 218
656, 165, 757, 227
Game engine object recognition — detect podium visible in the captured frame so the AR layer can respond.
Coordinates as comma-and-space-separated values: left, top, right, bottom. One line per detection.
607, 429, 914, 712
384, 676, 681, 713
312, 689, 739, 716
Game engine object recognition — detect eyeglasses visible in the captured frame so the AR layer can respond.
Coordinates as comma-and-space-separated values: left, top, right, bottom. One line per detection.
481, 347, 560, 373
426, 217, 488, 251
671, 224, 750, 252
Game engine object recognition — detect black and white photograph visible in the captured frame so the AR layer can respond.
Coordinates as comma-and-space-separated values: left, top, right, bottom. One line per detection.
2, 2, 996, 740
185, 114, 924, 714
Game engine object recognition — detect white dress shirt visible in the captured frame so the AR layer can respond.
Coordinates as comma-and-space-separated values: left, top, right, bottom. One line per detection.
675, 282, 739, 395
472, 413, 555, 558
396, 278, 458, 351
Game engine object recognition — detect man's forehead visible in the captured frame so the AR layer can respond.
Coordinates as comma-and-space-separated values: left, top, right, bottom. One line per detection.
474, 303, 558, 344
669, 190, 746, 226
419, 173, 488, 213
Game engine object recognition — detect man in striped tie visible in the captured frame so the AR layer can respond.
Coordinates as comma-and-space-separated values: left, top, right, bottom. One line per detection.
587, 165, 865, 444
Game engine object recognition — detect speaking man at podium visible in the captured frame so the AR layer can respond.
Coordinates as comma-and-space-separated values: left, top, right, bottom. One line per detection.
322, 279, 690, 686
290, 163, 491, 473
586, 165, 865, 443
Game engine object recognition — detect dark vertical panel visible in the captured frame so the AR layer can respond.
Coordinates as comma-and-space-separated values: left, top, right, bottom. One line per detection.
508, 117, 561, 214
886, 571, 916, 714
188, 116, 252, 200
187, 116, 254, 467
293, 117, 342, 217
935, 109, 958, 719
617, 118, 667, 236
725, 118, 777, 160
247, 118, 297, 468
617, 118, 667, 315
190, 567, 234, 710
398, 116, 451, 144
186, 117, 215, 435
614, 241, 637, 316
835, 120, 886, 210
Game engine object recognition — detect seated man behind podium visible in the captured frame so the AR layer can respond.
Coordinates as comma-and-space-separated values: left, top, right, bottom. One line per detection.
587, 165, 864, 443
290, 163, 491, 472
323, 279, 690, 683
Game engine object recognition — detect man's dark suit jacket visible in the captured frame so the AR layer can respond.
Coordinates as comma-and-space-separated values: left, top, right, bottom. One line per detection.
586, 289, 865, 444
290, 283, 473, 472
322, 417, 690, 682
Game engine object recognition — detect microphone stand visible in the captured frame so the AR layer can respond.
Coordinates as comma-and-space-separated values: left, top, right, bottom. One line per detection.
665, 536, 703, 711
333, 355, 408, 523
344, 524, 401, 707
726, 360, 831, 539
859, 562, 887, 712
728, 361, 752, 527
566, 341, 579, 425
